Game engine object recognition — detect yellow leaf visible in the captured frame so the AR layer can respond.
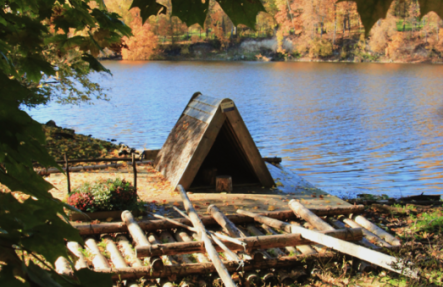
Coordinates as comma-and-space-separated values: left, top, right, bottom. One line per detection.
106, 217, 113, 222
267, 205, 276, 211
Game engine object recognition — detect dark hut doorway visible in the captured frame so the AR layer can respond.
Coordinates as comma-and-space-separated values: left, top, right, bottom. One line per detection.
190, 119, 260, 190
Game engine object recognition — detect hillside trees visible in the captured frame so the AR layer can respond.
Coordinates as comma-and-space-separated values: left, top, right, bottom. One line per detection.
122, 9, 159, 60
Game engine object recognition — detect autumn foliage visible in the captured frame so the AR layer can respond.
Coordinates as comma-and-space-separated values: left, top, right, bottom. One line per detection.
121, 9, 159, 60
104, 0, 443, 62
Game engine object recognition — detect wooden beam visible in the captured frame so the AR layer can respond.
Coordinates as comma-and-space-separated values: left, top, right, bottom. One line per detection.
178, 185, 236, 287
136, 228, 363, 257
208, 204, 245, 238
288, 201, 416, 278
73, 206, 365, 235
354, 215, 401, 246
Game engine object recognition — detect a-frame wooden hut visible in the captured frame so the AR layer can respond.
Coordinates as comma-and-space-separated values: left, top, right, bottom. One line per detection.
155, 92, 275, 191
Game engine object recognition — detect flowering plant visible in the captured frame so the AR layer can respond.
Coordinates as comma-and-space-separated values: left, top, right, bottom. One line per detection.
67, 178, 137, 212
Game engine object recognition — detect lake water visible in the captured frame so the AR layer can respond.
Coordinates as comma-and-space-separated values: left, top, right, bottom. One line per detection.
29, 61, 443, 197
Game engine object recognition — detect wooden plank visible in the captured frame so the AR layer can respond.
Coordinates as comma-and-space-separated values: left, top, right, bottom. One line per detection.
188, 101, 218, 114
194, 94, 222, 107
290, 225, 418, 278
184, 107, 212, 124
224, 106, 275, 188
178, 111, 226, 189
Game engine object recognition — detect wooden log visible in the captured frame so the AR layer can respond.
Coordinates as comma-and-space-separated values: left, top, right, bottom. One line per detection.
55, 256, 73, 276
85, 237, 110, 269
288, 221, 318, 255
246, 224, 286, 258
289, 200, 335, 231
238, 210, 317, 255
243, 272, 260, 287
342, 218, 391, 248
327, 218, 380, 250
208, 204, 245, 238
215, 175, 232, 192
116, 235, 143, 267
73, 206, 366, 235
177, 185, 236, 287
66, 241, 88, 270
354, 215, 401, 246
103, 235, 128, 268
290, 224, 418, 278
237, 209, 292, 233
237, 226, 273, 259
121, 211, 163, 270
288, 200, 415, 277
159, 230, 193, 264
121, 211, 150, 247
95, 253, 335, 280
174, 229, 209, 263
147, 233, 177, 266
136, 229, 363, 257
261, 224, 300, 255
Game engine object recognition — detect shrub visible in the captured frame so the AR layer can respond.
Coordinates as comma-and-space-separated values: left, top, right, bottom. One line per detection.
68, 178, 137, 212
309, 38, 333, 58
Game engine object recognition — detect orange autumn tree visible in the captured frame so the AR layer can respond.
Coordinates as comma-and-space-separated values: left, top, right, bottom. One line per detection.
122, 9, 159, 60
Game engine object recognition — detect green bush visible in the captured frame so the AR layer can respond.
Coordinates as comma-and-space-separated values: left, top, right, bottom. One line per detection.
309, 38, 333, 58
68, 178, 137, 212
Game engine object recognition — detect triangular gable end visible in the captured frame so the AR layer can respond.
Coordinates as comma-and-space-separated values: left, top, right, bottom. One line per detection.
154, 92, 275, 190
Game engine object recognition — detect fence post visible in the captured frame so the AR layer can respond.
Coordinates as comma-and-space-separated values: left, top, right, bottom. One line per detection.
64, 153, 71, 194
132, 153, 137, 191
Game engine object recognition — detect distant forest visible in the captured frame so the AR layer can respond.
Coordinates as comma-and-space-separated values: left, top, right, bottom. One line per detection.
105, 0, 443, 62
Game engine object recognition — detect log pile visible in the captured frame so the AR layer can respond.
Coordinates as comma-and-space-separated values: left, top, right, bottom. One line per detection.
61, 185, 416, 286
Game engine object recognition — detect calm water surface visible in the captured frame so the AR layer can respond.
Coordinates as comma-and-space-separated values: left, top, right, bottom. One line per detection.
29, 61, 443, 197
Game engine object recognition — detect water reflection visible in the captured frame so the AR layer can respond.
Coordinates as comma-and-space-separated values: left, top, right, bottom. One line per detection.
28, 61, 443, 197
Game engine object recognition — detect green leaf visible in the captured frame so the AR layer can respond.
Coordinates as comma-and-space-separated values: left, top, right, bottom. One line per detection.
81, 54, 111, 74
0, 265, 30, 287
20, 56, 55, 83
130, 0, 167, 24
25, 262, 62, 287
171, 0, 209, 27
216, 0, 265, 29
339, 0, 394, 36
75, 269, 113, 287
